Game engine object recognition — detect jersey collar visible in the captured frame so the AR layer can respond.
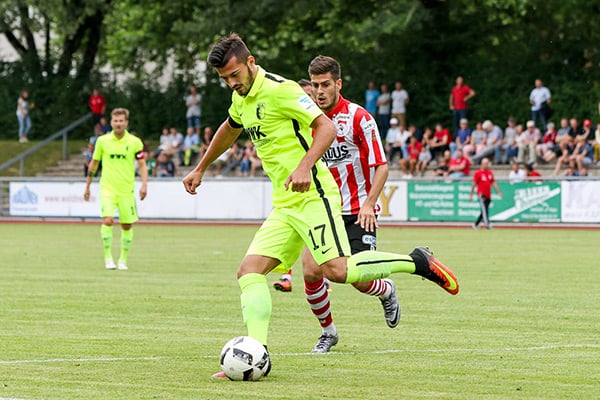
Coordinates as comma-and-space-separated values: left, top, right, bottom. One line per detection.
109, 129, 130, 140
245, 66, 265, 99
326, 94, 349, 119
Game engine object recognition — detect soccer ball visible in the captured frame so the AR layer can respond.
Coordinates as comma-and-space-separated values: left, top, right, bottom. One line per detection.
219, 336, 271, 381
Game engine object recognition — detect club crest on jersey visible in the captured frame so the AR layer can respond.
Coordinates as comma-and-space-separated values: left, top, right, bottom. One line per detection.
336, 119, 349, 138
256, 103, 266, 120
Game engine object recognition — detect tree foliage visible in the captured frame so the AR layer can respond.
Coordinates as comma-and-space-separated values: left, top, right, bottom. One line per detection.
1, 0, 600, 140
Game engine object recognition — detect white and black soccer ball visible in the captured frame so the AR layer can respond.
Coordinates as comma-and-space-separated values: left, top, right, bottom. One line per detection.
219, 336, 271, 381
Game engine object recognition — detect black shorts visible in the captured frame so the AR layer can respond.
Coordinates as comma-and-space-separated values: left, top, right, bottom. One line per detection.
343, 214, 377, 254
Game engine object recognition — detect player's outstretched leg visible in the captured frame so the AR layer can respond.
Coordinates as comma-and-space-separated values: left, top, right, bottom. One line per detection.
409, 246, 459, 295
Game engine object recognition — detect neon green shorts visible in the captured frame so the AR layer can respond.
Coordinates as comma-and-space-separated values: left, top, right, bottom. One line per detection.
100, 190, 139, 224
246, 196, 351, 273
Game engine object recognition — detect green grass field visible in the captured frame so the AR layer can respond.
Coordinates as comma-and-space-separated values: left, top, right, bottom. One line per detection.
1, 223, 598, 399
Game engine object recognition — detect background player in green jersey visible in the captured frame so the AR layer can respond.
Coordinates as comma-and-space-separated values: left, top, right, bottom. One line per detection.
84, 108, 148, 270
182, 33, 459, 378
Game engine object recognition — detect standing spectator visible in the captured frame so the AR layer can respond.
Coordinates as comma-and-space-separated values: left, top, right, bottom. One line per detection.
450, 118, 471, 158
16, 90, 34, 143
390, 81, 409, 127
469, 158, 502, 230
83, 108, 148, 270
472, 120, 503, 165
449, 76, 476, 135
364, 81, 379, 117
185, 85, 202, 135
88, 88, 106, 125
376, 84, 391, 135
518, 120, 541, 164
508, 161, 526, 183
429, 123, 452, 161
529, 79, 551, 130
498, 117, 518, 164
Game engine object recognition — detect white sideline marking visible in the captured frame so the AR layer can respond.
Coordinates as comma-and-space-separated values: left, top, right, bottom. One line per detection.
1, 344, 598, 365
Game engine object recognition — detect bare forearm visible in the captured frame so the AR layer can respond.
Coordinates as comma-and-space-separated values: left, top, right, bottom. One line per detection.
365, 164, 389, 209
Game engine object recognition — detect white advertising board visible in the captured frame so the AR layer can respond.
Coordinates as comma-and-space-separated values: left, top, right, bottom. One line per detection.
561, 181, 600, 223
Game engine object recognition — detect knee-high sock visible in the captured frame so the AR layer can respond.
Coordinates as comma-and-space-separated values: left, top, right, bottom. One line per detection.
356, 279, 392, 298
119, 228, 133, 264
239, 273, 271, 345
100, 224, 113, 261
346, 250, 415, 283
305, 278, 336, 335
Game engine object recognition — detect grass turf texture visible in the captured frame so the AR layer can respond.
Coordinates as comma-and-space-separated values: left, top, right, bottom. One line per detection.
0, 223, 598, 399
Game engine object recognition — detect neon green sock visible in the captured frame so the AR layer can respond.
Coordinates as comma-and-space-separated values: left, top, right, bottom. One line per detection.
100, 224, 113, 261
346, 250, 416, 283
119, 228, 133, 264
238, 273, 271, 345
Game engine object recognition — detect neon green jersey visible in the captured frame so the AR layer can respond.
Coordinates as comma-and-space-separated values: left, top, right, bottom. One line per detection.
93, 130, 144, 195
228, 66, 339, 208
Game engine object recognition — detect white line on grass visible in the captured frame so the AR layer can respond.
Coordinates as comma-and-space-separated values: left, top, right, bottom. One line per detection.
1, 344, 598, 365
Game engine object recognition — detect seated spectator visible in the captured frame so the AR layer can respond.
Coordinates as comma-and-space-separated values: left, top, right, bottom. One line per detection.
416, 143, 432, 177
508, 161, 525, 183
433, 150, 451, 178
553, 139, 576, 176
518, 120, 541, 164
167, 127, 184, 159
463, 121, 486, 159
525, 162, 542, 182
158, 128, 170, 152
400, 135, 421, 177
564, 166, 589, 177
594, 122, 600, 164
200, 126, 215, 158
497, 117, 517, 164
155, 151, 177, 178
536, 122, 558, 163
144, 150, 157, 177
180, 127, 201, 166
572, 136, 593, 173
449, 118, 471, 158
241, 140, 262, 177
385, 118, 404, 165
221, 141, 244, 176
429, 123, 452, 161
447, 149, 471, 180
83, 143, 96, 177
472, 120, 503, 165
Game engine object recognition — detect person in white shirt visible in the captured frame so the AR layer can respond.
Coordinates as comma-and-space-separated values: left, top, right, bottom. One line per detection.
529, 79, 551, 130
508, 161, 526, 183
390, 81, 409, 128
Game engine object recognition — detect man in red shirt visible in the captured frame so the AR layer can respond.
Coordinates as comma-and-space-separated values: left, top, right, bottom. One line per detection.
525, 162, 543, 182
469, 158, 502, 229
88, 88, 107, 125
430, 123, 452, 161
447, 149, 471, 179
400, 135, 422, 176
449, 76, 476, 136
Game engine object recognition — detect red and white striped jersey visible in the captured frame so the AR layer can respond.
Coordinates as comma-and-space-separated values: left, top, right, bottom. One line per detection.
322, 95, 387, 215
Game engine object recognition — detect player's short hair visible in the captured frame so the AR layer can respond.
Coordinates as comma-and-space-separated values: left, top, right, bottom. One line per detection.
297, 78, 311, 88
111, 107, 129, 120
207, 33, 251, 68
308, 55, 341, 81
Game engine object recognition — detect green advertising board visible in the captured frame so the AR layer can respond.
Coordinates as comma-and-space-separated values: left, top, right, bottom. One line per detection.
407, 181, 561, 222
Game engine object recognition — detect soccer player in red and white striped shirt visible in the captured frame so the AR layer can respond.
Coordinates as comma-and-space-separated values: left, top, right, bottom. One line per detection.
300, 55, 399, 352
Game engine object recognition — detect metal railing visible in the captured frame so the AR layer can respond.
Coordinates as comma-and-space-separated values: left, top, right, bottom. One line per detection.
0, 113, 92, 176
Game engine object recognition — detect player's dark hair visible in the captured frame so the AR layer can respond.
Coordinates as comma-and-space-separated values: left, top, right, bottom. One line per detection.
297, 78, 311, 88
308, 55, 341, 81
207, 33, 251, 68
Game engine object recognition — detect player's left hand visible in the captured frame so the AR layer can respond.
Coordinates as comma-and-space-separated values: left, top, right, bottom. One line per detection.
285, 167, 311, 192
139, 185, 147, 201
356, 207, 378, 232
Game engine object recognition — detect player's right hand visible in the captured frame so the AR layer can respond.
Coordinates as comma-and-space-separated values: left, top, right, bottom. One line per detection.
183, 171, 203, 195
83, 189, 90, 201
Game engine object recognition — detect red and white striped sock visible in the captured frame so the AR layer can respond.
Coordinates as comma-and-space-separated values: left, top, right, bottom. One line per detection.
358, 279, 392, 299
305, 278, 336, 335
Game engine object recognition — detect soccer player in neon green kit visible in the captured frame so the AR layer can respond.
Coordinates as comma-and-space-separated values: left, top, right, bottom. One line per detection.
182, 33, 459, 378
84, 108, 148, 270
